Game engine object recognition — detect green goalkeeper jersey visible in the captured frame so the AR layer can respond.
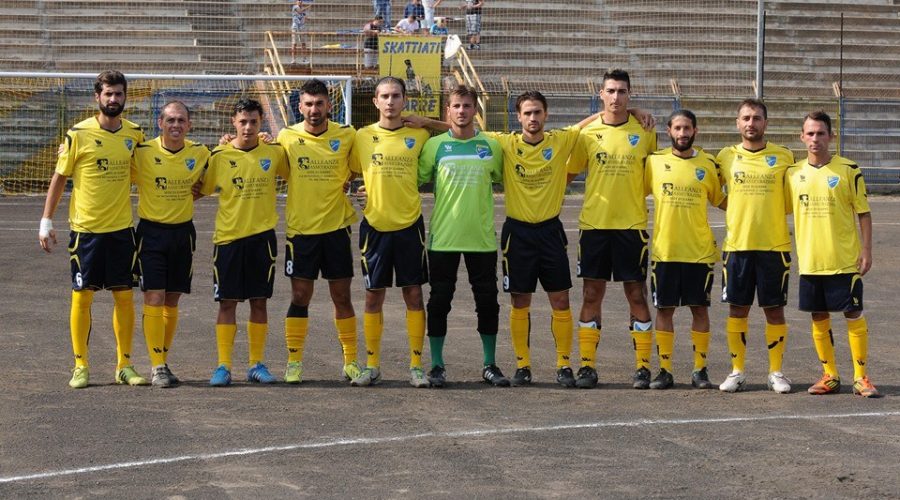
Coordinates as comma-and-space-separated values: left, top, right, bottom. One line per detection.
418, 131, 503, 252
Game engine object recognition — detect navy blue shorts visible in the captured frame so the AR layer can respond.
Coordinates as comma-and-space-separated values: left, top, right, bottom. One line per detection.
721, 251, 790, 307
68, 228, 137, 290
577, 228, 649, 282
501, 216, 571, 294
651, 261, 715, 308
285, 227, 354, 281
213, 230, 277, 301
359, 216, 428, 289
799, 273, 863, 313
137, 219, 196, 293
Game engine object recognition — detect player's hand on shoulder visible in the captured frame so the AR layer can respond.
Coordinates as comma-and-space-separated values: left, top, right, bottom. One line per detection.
258, 131, 274, 143
218, 133, 235, 145
629, 108, 657, 131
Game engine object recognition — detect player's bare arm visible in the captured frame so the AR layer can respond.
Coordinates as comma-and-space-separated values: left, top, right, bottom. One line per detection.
858, 212, 872, 275
39, 172, 68, 252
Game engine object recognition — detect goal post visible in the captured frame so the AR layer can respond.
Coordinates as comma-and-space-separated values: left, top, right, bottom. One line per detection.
0, 72, 353, 195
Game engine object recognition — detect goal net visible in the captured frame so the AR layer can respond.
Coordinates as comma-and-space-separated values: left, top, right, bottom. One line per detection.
0, 72, 353, 195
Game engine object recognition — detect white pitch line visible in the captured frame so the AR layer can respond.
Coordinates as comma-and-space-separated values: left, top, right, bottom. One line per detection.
1, 410, 898, 485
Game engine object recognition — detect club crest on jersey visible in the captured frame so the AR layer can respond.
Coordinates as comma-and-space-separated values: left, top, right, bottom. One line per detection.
628, 134, 640, 147
329, 139, 340, 152
404, 137, 416, 149
125, 139, 133, 151
827, 175, 839, 188
476, 145, 490, 159
765, 155, 777, 167
185, 158, 196, 171
259, 158, 271, 171
695, 168, 706, 181
542, 148, 552, 161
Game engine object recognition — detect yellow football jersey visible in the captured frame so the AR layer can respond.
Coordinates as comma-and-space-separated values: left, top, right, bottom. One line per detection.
486, 126, 581, 223
567, 115, 657, 230
200, 142, 289, 244
716, 142, 794, 251
786, 155, 870, 275
55, 117, 144, 233
278, 121, 358, 236
645, 148, 725, 263
350, 124, 430, 231
133, 137, 210, 224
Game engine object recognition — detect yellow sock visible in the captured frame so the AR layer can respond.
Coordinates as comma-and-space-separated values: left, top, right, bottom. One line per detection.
335, 316, 358, 364
143, 304, 166, 367
551, 309, 573, 368
248, 321, 268, 366
215, 323, 237, 369
70, 290, 94, 368
406, 309, 425, 369
285, 317, 308, 363
632, 329, 652, 370
162, 305, 179, 362
578, 323, 600, 368
656, 329, 674, 372
847, 316, 868, 380
112, 289, 135, 370
765, 322, 788, 374
726, 316, 749, 372
363, 312, 383, 368
691, 330, 710, 371
510, 306, 531, 368
811, 317, 839, 377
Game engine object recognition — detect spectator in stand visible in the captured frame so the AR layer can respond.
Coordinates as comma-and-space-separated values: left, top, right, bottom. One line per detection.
395, 11, 422, 33
430, 16, 448, 35
290, 0, 311, 64
462, 0, 484, 49
404, 0, 426, 23
424, 0, 442, 30
363, 15, 384, 68
375, 0, 392, 27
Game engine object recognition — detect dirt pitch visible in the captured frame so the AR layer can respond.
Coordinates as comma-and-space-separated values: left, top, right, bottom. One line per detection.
1, 195, 899, 499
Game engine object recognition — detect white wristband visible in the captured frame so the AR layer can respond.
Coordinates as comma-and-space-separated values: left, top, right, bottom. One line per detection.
39, 217, 53, 237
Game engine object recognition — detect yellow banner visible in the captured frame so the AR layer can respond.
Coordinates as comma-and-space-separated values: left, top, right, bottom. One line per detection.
378, 35, 442, 117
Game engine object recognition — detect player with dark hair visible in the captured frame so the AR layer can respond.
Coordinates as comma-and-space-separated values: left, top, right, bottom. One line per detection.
133, 100, 210, 387
417, 84, 508, 387
643, 109, 726, 389
349, 76, 432, 387
276, 79, 362, 384
40, 70, 148, 389
567, 68, 658, 390
785, 111, 879, 398
198, 98, 289, 386
484, 90, 583, 387
716, 98, 795, 393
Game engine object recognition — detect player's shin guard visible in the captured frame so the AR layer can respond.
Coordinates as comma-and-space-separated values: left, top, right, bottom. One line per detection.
631, 320, 653, 370
578, 321, 600, 368
847, 316, 868, 380
551, 308, 573, 368
691, 330, 710, 371
112, 289, 135, 370
726, 316, 749, 372
247, 321, 268, 366
407, 309, 425, 369
363, 311, 383, 368
655, 330, 674, 372
215, 323, 237, 369
162, 305, 179, 361
510, 306, 531, 368
334, 316, 357, 364
285, 304, 309, 363
143, 304, 166, 367
70, 289, 94, 368
765, 322, 788, 374
811, 317, 839, 377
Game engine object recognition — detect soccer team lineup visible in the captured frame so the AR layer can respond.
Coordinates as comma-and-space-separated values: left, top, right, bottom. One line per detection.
38, 68, 880, 398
